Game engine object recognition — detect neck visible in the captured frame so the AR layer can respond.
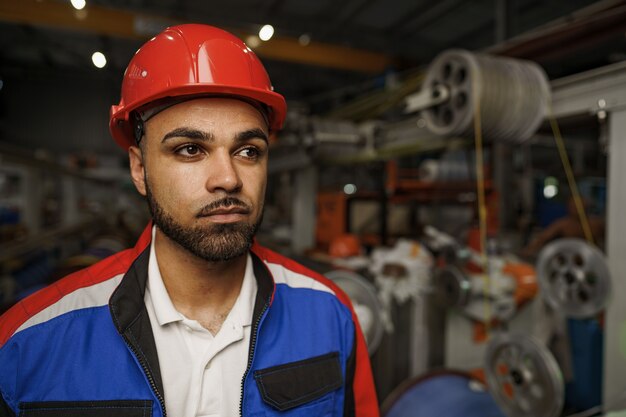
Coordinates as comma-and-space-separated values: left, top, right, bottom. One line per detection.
154, 227, 247, 329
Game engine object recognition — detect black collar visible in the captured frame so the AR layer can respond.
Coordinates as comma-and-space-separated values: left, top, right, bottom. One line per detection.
108, 246, 275, 402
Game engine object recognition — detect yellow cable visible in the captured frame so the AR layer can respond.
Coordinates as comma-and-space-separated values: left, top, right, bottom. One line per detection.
546, 102, 595, 245
472, 71, 492, 333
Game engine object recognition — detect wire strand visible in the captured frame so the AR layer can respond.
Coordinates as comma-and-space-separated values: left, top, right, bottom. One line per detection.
472, 69, 492, 332
546, 102, 595, 245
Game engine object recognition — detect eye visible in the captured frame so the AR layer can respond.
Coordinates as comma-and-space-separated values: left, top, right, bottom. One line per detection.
237, 147, 261, 160
176, 144, 202, 157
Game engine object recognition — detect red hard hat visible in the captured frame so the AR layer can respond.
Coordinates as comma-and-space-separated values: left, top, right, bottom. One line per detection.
109, 24, 287, 150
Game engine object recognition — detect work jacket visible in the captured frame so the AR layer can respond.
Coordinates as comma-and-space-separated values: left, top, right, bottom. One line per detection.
0, 224, 379, 417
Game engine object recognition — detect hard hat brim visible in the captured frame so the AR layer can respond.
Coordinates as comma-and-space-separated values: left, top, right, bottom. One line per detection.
110, 84, 286, 150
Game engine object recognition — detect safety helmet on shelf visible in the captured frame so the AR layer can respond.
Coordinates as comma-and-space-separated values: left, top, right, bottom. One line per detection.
329, 234, 362, 258
109, 23, 287, 150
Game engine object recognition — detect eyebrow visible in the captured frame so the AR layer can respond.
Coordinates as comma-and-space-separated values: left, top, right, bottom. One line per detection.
160, 127, 268, 144
162, 128, 213, 143
236, 128, 269, 144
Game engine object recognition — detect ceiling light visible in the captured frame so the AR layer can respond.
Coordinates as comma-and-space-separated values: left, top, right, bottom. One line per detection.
91, 51, 107, 68
543, 177, 559, 199
543, 184, 558, 199
343, 184, 357, 195
70, 0, 86, 10
259, 25, 274, 41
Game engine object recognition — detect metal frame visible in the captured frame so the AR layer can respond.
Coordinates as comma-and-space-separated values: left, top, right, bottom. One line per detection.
548, 60, 626, 410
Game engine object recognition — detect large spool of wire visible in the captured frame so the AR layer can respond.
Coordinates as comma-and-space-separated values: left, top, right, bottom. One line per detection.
325, 269, 384, 355
382, 371, 505, 417
422, 49, 550, 144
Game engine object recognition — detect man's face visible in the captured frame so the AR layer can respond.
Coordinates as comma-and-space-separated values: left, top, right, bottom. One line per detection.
129, 98, 269, 262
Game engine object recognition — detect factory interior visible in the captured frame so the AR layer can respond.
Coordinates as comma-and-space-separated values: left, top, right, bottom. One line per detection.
1, 0, 626, 416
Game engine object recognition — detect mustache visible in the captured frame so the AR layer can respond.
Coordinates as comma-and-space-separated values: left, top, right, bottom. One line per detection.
196, 197, 251, 217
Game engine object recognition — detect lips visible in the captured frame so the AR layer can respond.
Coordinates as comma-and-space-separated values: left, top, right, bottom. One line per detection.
203, 206, 250, 216
198, 205, 251, 223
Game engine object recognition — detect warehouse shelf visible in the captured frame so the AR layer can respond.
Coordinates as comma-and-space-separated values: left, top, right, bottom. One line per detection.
0, 143, 134, 271
0, 217, 105, 266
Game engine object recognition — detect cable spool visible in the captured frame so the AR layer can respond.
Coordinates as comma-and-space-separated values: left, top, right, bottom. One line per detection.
325, 270, 384, 355
382, 370, 505, 417
419, 158, 472, 182
536, 238, 610, 318
434, 265, 471, 308
485, 334, 564, 417
410, 49, 550, 144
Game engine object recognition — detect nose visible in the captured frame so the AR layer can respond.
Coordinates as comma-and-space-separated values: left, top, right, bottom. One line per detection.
205, 149, 243, 193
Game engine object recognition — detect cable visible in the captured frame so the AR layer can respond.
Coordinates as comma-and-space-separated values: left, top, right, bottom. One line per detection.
472, 66, 492, 332
546, 102, 595, 246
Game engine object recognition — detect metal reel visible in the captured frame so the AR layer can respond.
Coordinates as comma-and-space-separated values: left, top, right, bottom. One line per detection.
536, 238, 611, 318
434, 265, 471, 308
325, 270, 384, 355
421, 49, 549, 144
485, 334, 564, 417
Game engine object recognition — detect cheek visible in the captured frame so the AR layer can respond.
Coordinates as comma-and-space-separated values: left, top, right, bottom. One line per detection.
244, 167, 267, 202
150, 164, 205, 206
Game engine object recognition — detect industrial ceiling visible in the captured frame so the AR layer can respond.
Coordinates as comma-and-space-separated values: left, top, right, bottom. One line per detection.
1, 0, 625, 108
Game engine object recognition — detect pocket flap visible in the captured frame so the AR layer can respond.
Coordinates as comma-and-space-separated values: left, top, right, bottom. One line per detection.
254, 352, 343, 411
19, 400, 152, 417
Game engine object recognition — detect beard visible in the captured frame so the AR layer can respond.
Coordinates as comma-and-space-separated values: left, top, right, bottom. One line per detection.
145, 181, 261, 262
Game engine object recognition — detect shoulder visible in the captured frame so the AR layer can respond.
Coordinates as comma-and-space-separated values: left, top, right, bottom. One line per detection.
0, 248, 137, 348
251, 243, 355, 310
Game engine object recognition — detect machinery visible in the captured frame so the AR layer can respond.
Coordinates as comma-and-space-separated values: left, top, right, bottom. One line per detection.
536, 238, 611, 319
325, 269, 385, 356
483, 238, 611, 417
272, 48, 552, 171
404, 49, 550, 144
484, 334, 564, 417
425, 226, 538, 325
271, 48, 617, 416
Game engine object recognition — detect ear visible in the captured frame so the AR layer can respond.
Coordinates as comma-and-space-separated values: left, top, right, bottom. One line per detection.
128, 146, 147, 196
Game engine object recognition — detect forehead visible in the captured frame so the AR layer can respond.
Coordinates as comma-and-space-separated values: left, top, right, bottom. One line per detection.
145, 97, 268, 134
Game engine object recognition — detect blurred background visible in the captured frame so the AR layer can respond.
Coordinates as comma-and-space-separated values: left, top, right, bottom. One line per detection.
1, 1, 626, 416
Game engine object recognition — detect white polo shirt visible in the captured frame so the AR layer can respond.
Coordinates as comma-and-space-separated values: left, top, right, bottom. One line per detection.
144, 229, 258, 417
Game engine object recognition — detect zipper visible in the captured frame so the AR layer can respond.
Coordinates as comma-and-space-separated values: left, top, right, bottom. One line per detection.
239, 299, 270, 417
123, 334, 167, 417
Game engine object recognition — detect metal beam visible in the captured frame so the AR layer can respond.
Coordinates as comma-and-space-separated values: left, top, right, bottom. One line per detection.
250, 36, 393, 73
488, 1, 626, 61
550, 61, 626, 118
0, 0, 395, 73
604, 107, 626, 410
0, 0, 144, 39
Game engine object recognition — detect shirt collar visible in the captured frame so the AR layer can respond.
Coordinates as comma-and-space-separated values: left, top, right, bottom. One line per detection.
147, 226, 183, 326
146, 226, 257, 328
227, 254, 257, 328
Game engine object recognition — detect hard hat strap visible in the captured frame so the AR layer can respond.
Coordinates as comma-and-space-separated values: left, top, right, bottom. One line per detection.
131, 112, 145, 145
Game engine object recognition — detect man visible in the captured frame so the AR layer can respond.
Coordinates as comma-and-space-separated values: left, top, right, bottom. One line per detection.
0, 24, 378, 417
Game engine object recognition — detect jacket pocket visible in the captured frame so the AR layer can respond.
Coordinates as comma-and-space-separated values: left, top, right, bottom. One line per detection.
253, 352, 343, 412
18, 400, 152, 417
